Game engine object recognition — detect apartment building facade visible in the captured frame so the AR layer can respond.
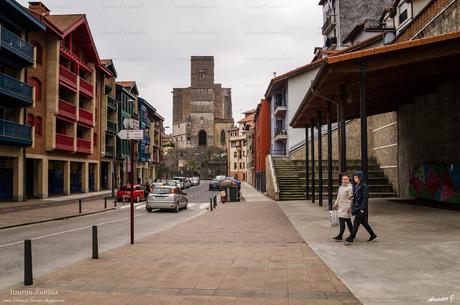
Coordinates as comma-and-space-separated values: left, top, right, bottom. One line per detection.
0, 0, 46, 200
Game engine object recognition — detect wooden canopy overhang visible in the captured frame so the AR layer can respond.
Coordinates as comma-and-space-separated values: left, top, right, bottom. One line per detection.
290, 31, 460, 128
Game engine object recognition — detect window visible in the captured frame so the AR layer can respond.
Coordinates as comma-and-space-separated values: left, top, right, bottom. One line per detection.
31, 41, 42, 65
234, 162, 237, 170
198, 130, 207, 146
239, 162, 242, 169
35, 116, 42, 136
93, 133, 97, 147
243, 162, 245, 169
198, 69, 206, 79
234, 151, 237, 158
231, 142, 236, 148
399, 9, 408, 24
28, 77, 42, 102
220, 129, 226, 145
27, 113, 35, 126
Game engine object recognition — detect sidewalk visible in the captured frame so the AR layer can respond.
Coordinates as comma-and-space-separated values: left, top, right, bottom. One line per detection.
0, 191, 113, 229
240, 182, 268, 202
0, 191, 361, 304
276, 198, 460, 305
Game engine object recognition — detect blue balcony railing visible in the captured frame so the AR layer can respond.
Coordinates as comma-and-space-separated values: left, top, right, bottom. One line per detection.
105, 145, 113, 157
144, 135, 150, 144
107, 120, 116, 134
0, 26, 34, 65
107, 96, 117, 110
0, 72, 33, 106
0, 119, 32, 146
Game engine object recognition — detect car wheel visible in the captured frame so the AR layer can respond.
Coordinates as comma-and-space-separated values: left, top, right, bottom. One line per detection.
146, 207, 153, 213
174, 202, 179, 213
136, 195, 140, 203
184, 201, 188, 209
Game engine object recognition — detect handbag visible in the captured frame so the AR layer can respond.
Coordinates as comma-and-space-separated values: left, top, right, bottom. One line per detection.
329, 209, 339, 226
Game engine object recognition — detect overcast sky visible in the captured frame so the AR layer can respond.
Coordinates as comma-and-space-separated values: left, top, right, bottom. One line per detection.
19, 0, 323, 129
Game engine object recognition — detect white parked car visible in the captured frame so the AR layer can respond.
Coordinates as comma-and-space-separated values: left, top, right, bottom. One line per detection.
146, 186, 188, 213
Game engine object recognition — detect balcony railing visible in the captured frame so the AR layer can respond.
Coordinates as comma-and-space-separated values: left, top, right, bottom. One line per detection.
0, 26, 34, 65
274, 128, 288, 142
79, 78, 93, 97
144, 135, 150, 144
59, 65, 78, 89
77, 138, 91, 154
58, 99, 77, 121
78, 108, 93, 126
56, 133, 74, 151
0, 119, 32, 146
105, 145, 113, 157
322, 14, 336, 35
274, 104, 287, 117
0, 72, 33, 106
107, 120, 116, 134
107, 96, 117, 110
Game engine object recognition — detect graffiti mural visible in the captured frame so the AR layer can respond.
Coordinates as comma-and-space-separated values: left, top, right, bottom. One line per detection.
409, 164, 460, 203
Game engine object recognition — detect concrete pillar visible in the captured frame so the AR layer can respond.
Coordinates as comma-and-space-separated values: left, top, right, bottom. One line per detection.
82, 162, 89, 193
95, 162, 100, 192
13, 157, 24, 201
108, 161, 113, 191
37, 158, 48, 199
64, 160, 70, 195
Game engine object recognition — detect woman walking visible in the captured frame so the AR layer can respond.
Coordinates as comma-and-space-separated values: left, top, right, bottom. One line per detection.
333, 174, 353, 241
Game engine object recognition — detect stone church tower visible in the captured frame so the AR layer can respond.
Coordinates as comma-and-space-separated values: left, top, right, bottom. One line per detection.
173, 56, 233, 149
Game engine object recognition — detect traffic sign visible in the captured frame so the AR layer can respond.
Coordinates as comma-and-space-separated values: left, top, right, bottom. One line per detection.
123, 118, 139, 130
118, 129, 143, 140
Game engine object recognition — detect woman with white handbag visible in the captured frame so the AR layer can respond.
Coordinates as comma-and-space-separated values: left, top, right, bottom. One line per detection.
332, 173, 353, 241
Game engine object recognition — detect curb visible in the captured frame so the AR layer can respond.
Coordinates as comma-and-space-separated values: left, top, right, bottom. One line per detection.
0, 208, 116, 231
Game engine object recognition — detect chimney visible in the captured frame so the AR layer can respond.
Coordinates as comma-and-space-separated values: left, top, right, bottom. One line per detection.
28, 2, 50, 16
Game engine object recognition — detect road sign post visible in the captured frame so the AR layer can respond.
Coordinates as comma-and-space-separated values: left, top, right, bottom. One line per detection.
130, 140, 135, 245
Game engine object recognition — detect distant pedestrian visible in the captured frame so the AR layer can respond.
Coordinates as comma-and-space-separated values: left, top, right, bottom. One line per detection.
137, 177, 141, 184
332, 173, 353, 241
345, 171, 378, 245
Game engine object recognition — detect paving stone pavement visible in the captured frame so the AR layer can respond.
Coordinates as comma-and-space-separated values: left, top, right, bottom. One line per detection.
0, 199, 361, 305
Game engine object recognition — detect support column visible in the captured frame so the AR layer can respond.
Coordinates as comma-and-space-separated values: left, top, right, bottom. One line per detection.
305, 127, 309, 200
37, 158, 48, 199
317, 111, 323, 207
327, 103, 333, 210
310, 119, 315, 204
82, 162, 89, 193
339, 85, 347, 173
13, 156, 24, 201
95, 162, 100, 192
360, 63, 368, 180
64, 160, 70, 195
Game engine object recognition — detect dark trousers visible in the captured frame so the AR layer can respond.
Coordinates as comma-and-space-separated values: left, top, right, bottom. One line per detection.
337, 217, 353, 238
349, 212, 376, 240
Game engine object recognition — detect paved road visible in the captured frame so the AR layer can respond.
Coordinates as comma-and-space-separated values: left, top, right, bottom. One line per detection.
0, 182, 218, 291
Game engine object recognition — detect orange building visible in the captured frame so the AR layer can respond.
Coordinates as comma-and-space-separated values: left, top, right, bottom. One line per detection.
253, 99, 271, 192
24, 2, 113, 198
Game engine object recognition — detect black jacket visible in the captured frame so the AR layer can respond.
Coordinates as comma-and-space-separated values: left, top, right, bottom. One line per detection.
351, 171, 369, 215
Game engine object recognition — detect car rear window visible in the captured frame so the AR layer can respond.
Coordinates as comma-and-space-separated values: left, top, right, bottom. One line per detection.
119, 186, 130, 191
152, 188, 173, 194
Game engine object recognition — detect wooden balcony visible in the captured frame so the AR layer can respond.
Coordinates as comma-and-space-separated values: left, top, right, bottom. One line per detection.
79, 78, 93, 97
58, 99, 77, 121
56, 133, 74, 151
76, 138, 91, 154
59, 65, 78, 91
78, 107, 93, 126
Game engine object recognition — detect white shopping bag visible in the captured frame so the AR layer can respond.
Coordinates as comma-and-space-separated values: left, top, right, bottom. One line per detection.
329, 210, 339, 227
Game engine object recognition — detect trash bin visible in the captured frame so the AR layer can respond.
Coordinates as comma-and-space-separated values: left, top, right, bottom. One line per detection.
228, 187, 239, 202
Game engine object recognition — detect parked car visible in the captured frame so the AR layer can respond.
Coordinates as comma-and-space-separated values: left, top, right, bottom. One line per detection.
215, 175, 226, 182
146, 186, 188, 212
191, 177, 200, 186
166, 180, 179, 187
173, 176, 186, 189
209, 179, 221, 191
117, 184, 145, 203
151, 182, 165, 190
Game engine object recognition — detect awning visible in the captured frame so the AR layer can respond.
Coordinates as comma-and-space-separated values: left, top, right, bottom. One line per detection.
291, 31, 460, 128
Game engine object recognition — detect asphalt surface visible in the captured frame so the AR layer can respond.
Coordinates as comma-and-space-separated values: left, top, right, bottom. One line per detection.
0, 182, 218, 291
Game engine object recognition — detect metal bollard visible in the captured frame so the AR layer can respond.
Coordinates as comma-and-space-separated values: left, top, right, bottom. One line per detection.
104, 197, 107, 209
92, 226, 99, 259
114, 196, 117, 207
79, 199, 82, 214
210, 198, 213, 211
24, 239, 33, 286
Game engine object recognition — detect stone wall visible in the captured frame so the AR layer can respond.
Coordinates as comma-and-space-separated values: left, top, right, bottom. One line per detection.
398, 80, 460, 198
417, 0, 460, 38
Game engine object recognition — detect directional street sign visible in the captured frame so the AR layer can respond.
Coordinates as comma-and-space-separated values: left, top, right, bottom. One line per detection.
117, 129, 143, 140
123, 118, 139, 130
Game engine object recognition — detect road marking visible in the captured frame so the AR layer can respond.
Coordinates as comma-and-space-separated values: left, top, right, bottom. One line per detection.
136, 204, 146, 210
0, 212, 148, 249
120, 202, 145, 209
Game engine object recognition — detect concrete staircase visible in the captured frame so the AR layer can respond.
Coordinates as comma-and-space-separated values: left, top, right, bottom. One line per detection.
273, 158, 397, 201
